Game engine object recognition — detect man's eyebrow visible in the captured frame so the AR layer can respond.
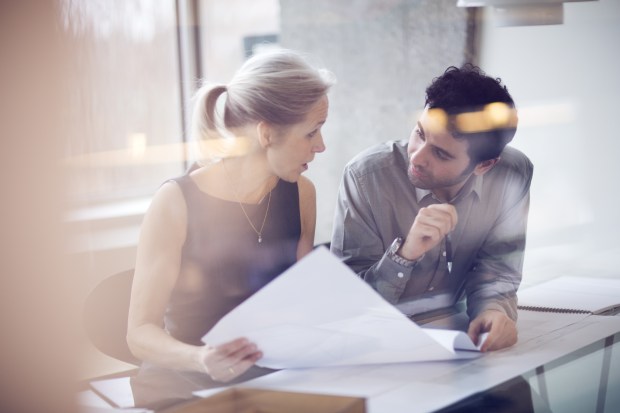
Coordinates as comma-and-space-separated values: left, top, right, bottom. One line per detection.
416, 121, 425, 137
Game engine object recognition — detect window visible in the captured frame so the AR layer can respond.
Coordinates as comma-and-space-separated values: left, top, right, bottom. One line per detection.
61, 0, 281, 268
62, 0, 184, 206
62, 0, 281, 209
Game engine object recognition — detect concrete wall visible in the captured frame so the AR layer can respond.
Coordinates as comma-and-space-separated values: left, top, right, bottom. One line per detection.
280, 0, 470, 243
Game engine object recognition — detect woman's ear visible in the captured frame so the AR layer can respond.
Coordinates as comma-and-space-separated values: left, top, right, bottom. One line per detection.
256, 121, 273, 149
473, 157, 500, 176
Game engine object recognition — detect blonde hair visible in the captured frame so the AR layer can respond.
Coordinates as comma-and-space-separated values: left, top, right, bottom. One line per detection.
190, 49, 335, 162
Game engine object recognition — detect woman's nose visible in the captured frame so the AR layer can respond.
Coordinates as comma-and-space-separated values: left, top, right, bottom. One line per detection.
313, 134, 326, 153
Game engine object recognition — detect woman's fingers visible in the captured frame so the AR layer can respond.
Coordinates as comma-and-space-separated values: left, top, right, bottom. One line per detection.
203, 338, 262, 382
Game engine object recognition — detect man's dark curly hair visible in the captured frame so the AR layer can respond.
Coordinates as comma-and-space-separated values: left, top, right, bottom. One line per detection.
425, 64, 517, 163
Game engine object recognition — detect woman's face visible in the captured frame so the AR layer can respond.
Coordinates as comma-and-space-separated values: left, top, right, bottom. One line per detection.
266, 95, 329, 182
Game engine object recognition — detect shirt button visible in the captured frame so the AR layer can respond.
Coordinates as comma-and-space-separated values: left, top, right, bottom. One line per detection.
397, 272, 404, 279
428, 286, 435, 291
442, 251, 446, 257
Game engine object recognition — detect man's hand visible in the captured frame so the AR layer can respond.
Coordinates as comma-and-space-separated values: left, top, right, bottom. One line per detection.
467, 310, 517, 352
399, 204, 457, 260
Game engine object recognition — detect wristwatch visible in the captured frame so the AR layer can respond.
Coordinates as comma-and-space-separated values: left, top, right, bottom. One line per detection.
387, 237, 417, 268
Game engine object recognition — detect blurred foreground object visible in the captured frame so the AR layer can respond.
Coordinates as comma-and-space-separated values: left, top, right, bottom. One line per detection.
0, 1, 78, 412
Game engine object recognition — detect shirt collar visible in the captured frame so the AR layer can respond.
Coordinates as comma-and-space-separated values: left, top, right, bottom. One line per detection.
414, 174, 483, 204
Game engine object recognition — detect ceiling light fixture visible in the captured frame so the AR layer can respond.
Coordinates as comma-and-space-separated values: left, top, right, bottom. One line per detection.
457, 0, 598, 27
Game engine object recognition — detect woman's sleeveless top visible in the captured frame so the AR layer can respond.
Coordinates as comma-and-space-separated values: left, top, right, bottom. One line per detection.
164, 174, 301, 345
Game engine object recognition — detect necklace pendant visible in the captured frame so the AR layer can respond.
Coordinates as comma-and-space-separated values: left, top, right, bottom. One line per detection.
258, 235, 262, 243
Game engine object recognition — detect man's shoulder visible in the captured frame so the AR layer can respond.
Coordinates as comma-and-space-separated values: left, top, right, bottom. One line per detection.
497, 146, 534, 178
345, 139, 408, 178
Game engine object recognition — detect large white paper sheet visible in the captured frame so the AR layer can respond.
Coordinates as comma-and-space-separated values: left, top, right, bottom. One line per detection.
202, 247, 482, 369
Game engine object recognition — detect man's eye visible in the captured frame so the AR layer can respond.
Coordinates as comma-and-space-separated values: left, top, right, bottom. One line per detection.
434, 149, 449, 160
416, 129, 424, 141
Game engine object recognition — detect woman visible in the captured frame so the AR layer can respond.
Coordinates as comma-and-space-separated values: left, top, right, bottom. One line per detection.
127, 49, 334, 390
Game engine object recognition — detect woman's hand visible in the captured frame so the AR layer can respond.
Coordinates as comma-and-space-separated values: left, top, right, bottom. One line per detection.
199, 337, 263, 382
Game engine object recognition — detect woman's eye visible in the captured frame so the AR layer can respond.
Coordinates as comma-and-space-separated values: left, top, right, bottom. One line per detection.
307, 129, 318, 138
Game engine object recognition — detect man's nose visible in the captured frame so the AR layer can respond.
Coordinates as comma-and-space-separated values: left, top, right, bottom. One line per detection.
410, 144, 428, 166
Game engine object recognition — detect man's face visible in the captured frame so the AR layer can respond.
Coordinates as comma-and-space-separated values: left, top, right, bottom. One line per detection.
406, 108, 476, 200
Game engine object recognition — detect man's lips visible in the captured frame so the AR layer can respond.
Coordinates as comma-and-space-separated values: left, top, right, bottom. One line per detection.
410, 165, 426, 179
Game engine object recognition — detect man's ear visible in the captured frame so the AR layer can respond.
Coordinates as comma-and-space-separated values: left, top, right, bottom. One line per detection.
473, 157, 500, 176
256, 121, 273, 149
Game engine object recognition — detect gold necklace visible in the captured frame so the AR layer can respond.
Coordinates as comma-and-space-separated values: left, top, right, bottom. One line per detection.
222, 159, 274, 244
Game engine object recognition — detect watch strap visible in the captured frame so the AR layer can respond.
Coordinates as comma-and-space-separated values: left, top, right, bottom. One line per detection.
387, 237, 418, 268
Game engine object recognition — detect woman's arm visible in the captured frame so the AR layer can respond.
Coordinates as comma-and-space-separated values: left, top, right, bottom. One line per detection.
127, 182, 203, 370
126, 182, 260, 380
296, 175, 317, 260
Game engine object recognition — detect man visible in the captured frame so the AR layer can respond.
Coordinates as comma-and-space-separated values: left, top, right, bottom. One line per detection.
331, 64, 533, 351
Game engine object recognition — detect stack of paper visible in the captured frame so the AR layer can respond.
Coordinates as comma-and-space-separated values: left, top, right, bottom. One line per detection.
518, 276, 620, 315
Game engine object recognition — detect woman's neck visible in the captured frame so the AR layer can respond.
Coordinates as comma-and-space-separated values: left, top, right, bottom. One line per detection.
221, 155, 278, 204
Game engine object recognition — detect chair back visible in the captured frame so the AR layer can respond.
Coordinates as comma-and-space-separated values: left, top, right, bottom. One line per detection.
84, 269, 140, 366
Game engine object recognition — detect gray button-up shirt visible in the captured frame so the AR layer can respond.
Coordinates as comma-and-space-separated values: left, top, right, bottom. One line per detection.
331, 140, 533, 321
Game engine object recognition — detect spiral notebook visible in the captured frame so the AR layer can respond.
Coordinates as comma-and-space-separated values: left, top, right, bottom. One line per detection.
517, 276, 620, 315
